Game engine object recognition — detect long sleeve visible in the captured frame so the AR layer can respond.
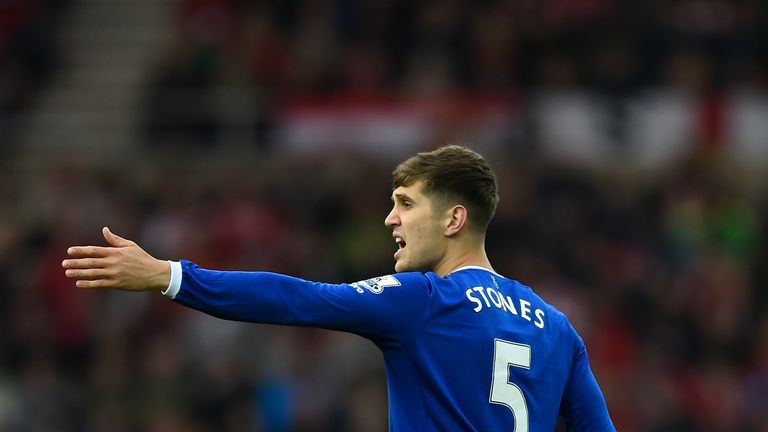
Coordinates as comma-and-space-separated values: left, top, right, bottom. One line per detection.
169, 259, 434, 343
558, 326, 616, 431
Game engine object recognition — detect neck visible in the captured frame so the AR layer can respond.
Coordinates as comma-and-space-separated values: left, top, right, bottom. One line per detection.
433, 242, 494, 277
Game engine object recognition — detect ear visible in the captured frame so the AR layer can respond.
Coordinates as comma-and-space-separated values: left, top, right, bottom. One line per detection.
444, 205, 468, 237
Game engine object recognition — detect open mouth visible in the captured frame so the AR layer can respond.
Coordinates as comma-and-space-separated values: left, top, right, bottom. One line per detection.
395, 236, 406, 250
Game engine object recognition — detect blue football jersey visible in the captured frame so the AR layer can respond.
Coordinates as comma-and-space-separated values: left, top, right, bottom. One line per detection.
170, 260, 615, 431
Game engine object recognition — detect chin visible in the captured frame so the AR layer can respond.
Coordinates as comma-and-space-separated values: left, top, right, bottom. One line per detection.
395, 260, 427, 274
394, 259, 413, 273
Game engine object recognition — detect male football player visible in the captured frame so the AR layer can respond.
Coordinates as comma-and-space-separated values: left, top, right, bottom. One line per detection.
63, 145, 615, 431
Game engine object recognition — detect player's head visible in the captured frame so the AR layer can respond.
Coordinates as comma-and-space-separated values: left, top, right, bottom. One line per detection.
385, 145, 499, 273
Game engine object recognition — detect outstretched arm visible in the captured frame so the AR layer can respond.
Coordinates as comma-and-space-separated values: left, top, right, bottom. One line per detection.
63, 228, 433, 340
62, 227, 170, 291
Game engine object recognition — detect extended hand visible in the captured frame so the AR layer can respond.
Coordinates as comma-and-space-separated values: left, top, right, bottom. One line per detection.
62, 227, 170, 291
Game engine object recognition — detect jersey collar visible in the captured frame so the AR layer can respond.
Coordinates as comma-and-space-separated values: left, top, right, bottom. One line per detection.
449, 266, 504, 278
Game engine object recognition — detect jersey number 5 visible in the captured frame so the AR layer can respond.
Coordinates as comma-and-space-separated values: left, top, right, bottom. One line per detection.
490, 338, 531, 432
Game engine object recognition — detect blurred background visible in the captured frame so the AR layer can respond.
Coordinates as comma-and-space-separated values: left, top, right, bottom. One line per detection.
1, 0, 768, 430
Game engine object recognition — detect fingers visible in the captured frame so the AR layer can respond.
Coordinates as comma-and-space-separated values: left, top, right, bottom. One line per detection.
75, 279, 119, 289
64, 268, 114, 279
62, 257, 109, 269
102, 227, 132, 247
66, 246, 113, 258
64, 265, 118, 289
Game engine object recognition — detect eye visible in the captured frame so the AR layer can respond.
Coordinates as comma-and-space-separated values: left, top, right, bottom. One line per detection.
401, 201, 412, 209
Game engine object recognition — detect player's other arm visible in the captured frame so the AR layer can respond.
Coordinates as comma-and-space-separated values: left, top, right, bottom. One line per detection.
558, 324, 617, 432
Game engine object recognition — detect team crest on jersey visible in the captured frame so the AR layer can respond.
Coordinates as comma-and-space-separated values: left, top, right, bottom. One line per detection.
350, 275, 401, 294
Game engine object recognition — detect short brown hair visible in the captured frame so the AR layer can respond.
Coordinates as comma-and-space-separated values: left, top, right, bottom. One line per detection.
393, 145, 499, 234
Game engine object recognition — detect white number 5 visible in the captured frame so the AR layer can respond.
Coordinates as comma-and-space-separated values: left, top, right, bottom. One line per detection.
490, 338, 531, 431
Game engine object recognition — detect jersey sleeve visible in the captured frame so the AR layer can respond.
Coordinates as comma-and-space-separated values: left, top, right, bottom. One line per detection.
558, 323, 617, 431
171, 259, 433, 343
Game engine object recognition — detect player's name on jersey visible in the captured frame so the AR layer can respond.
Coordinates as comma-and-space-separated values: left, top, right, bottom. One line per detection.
465, 286, 546, 329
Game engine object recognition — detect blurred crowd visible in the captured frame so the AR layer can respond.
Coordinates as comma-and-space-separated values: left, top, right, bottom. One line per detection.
0, 0, 68, 148
143, 0, 768, 150
3, 0, 768, 431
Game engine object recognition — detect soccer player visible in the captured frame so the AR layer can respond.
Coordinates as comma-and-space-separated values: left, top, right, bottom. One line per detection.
62, 145, 615, 431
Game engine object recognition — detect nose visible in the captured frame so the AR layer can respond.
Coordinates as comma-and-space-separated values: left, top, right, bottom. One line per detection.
384, 206, 399, 228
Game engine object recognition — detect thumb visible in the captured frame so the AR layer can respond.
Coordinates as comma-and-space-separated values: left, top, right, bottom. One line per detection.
102, 226, 132, 247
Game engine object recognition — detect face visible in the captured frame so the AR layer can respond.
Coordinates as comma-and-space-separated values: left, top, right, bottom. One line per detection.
384, 181, 448, 273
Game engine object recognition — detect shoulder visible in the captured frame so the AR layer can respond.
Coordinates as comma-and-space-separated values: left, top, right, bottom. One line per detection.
507, 278, 582, 337
536, 296, 584, 351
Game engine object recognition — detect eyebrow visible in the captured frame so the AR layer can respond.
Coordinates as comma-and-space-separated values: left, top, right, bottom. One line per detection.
391, 192, 413, 203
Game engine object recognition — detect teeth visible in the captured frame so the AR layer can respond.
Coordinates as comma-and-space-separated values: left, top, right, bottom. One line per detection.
395, 237, 404, 248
